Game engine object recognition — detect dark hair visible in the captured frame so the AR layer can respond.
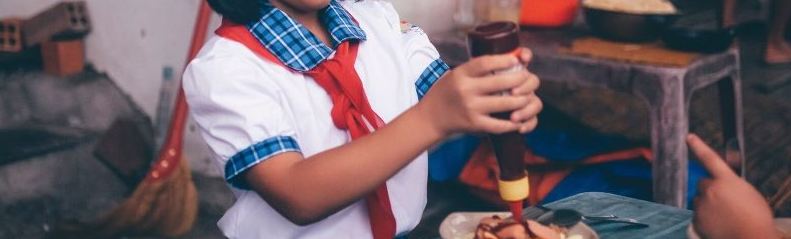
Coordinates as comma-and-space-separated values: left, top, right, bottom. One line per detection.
206, 0, 263, 24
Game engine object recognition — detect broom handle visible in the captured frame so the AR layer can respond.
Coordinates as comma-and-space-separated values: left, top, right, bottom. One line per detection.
147, 1, 212, 182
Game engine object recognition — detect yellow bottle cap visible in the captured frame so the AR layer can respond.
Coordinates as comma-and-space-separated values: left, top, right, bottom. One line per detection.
497, 176, 530, 202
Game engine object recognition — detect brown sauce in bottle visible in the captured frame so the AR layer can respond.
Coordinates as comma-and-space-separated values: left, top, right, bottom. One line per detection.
468, 21, 529, 220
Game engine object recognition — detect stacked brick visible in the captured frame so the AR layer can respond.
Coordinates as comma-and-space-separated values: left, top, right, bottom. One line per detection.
0, 18, 23, 53
23, 1, 91, 47
1, 1, 91, 76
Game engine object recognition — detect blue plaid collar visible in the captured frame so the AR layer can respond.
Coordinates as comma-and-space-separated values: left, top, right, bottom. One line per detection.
247, 0, 367, 72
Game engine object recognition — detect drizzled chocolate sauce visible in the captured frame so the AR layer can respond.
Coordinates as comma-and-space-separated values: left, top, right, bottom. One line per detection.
476, 215, 537, 239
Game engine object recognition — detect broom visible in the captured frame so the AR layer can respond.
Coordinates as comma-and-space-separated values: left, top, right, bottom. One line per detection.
52, 2, 213, 238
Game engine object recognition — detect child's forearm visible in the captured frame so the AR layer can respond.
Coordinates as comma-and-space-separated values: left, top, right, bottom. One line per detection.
242, 51, 538, 225
243, 102, 445, 225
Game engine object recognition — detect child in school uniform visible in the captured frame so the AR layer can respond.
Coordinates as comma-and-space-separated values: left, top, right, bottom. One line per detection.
184, 0, 542, 238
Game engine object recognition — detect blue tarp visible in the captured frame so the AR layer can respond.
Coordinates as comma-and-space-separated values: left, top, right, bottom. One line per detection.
427, 110, 709, 208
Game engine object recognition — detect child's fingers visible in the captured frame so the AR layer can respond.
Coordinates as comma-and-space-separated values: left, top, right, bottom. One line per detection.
475, 71, 528, 94
518, 117, 539, 134
476, 116, 520, 134
462, 54, 520, 76
475, 95, 530, 114
687, 134, 736, 179
510, 96, 542, 122
511, 72, 540, 95
519, 48, 533, 65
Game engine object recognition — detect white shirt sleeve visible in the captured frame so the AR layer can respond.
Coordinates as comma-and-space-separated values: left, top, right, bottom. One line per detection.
363, 1, 449, 99
183, 50, 300, 189
401, 21, 450, 99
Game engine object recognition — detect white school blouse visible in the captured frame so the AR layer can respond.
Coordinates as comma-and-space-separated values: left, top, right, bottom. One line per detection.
183, 1, 449, 238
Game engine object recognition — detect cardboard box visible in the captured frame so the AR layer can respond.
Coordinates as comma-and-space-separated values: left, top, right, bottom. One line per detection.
41, 39, 84, 77
23, 1, 91, 47
0, 18, 23, 52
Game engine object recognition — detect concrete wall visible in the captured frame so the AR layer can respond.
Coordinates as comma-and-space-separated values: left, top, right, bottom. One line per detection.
0, 0, 456, 177
0, 0, 207, 117
390, 0, 456, 35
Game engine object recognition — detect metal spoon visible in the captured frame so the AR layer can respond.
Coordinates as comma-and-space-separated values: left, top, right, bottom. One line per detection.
537, 208, 649, 228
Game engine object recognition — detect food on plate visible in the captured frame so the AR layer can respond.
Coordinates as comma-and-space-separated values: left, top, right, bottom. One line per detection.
582, 0, 677, 15
475, 215, 569, 239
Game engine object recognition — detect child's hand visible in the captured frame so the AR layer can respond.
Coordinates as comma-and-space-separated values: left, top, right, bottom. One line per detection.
688, 134, 778, 239
510, 49, 542, 134
417, 48, 541, 136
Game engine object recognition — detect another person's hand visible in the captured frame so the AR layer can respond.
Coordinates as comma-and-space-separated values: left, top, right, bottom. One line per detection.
418, 47, 542, 136
688, 134, 778, 239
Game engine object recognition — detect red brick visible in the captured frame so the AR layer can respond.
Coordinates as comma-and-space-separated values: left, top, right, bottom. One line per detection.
41, 39, 84, 77
23, 1, 91, 47
0, 18, 24, 52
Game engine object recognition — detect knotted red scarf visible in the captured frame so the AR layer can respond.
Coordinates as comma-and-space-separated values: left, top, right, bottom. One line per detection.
216, 20, 397, 239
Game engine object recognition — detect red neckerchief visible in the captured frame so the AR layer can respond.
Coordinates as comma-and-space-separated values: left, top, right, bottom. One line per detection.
216, 19, 396, 239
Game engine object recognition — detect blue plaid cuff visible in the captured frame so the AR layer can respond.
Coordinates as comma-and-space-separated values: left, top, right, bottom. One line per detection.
225, 135, 301, 189
416, 59, 450, 100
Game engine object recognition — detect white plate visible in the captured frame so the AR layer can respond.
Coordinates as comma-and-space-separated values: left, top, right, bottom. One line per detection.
439, 212, 600, 239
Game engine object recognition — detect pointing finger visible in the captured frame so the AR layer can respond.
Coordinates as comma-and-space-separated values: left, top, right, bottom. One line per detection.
687, 134, 736, 179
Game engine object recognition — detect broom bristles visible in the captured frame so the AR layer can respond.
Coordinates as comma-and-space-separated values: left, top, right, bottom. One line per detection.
51, 157, 198, 239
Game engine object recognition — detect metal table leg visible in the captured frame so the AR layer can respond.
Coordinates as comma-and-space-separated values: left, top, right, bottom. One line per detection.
718, 74, 746, 177
639, 75, 690, 208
